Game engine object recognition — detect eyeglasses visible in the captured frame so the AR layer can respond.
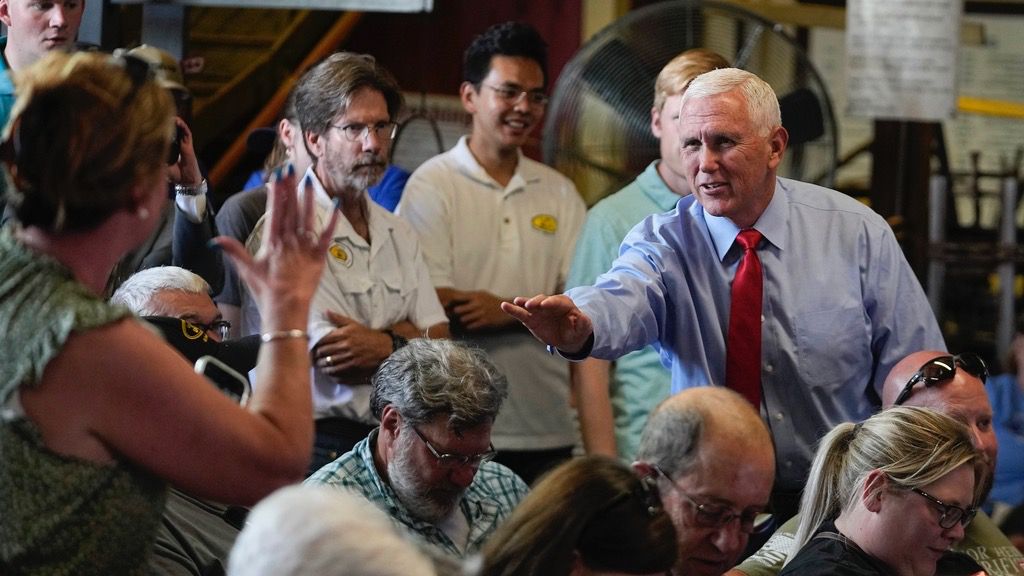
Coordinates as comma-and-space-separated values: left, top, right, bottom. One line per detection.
187, 318, 231, 340
482, 84, 550, 107
893, 353, 988, 406
911, 487, 977, 529
411, 426, 497, 468
652, 465, 773, 534
330, 121, 398, 143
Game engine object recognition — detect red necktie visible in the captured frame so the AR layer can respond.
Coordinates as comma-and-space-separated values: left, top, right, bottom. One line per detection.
726, 229, 763, 407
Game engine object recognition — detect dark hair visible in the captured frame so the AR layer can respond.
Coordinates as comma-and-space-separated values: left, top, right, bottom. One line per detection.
479, 456, 677, 576
463, 21, 548, 87
1001, 503, 1024, 537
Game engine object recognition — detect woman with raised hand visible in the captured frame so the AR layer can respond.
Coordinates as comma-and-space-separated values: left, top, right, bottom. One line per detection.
477, 456, 677, 576
781, 406, 985, 576
0, 51, 338, 574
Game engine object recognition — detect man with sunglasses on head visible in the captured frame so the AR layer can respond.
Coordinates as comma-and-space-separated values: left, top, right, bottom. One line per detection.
305, 339, 529, 560
632, 386, 776, 576
398, 21, 585, 485
730, 350, 1024, 576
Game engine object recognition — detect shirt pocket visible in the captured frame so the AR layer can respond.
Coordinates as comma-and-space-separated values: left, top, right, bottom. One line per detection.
794, 305, 870, 390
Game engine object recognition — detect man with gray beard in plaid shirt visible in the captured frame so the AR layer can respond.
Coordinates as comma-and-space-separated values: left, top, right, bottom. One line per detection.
306, 338, 528, 560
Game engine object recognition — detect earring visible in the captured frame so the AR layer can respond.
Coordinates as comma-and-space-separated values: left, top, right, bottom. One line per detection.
137, 207, 150, 220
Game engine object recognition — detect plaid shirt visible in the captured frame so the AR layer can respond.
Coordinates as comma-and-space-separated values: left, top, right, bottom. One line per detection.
305, 429, 529, 558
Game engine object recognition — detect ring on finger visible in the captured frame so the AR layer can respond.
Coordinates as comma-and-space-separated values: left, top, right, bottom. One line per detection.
325, 355, 333, 367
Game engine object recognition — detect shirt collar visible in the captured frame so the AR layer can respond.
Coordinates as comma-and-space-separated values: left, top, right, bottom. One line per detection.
302, 167, 394, 250
639, 160, 688, 212
702, 177, 788, 262
450, 135, 538, 193
360, 427, 489, 554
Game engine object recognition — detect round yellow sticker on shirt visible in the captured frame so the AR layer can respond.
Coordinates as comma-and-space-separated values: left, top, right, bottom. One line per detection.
531, 214, 558, 234
329, 243, 353, 268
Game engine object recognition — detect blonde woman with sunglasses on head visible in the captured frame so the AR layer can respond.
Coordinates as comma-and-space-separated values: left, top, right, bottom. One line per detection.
780, 407, 986, 576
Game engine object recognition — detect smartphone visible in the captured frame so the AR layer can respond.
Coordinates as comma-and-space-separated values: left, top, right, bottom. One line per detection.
195, 355, 251, 406
167, 124, 184, 165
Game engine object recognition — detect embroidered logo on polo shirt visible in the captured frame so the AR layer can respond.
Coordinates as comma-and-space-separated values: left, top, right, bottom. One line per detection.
329, 242, 353, 268
531, 214, 558, 234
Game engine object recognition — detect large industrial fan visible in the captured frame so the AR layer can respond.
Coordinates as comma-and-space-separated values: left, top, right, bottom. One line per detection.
543, 0, 839, 205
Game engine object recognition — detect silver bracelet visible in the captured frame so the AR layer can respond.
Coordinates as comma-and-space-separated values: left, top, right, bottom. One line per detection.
260, 329, 308, 343
174, 179, 208, 197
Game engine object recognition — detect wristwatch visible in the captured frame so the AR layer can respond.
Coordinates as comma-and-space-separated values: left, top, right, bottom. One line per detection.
383, 329, 408, 353
174, 179, 208, 196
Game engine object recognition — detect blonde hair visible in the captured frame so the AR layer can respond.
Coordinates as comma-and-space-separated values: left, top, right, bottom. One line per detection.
652, 48, 730, 112
790, 407, 983, 560
3, 51, 174, 232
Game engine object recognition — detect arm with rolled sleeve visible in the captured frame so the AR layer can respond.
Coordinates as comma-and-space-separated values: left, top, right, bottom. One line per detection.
568, 217, 678, 362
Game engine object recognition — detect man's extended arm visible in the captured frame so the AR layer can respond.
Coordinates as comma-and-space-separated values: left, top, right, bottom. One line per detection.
500, 294, 594, 354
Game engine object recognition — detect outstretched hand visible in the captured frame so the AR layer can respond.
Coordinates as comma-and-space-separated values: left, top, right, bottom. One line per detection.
500, 294, 594, 354
213, 167, 340, 318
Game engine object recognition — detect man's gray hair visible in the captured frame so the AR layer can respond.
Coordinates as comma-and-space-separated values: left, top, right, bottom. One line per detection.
370, 339, 508, 432
635, 401, 705, 479
227, 485, 436, 576
293, 51, 403, 137
679, 67, 781, 137
110, 266, 209, 316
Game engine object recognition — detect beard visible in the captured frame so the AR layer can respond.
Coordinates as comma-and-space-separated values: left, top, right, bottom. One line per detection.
388, 438, 466, 523
318, 151, 387, 194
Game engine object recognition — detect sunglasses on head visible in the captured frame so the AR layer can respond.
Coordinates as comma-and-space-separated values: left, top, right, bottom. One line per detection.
893, 353, 988, 406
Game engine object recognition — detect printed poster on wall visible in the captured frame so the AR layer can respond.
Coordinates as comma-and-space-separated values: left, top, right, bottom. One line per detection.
846, 0, 961, 121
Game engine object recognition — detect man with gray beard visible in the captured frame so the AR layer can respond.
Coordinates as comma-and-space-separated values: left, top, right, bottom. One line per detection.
245, 53, 448, 474
305, 339, 528, 560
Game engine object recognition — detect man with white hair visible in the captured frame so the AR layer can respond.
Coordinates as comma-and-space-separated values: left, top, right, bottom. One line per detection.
112, 265, 250, 576
502, 67, 944, 519
111, 265, 229, 341
228, 486, 438, 576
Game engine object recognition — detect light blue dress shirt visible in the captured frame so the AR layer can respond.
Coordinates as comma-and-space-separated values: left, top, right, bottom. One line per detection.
567, 176, 945, 491
566, 162, 679, 461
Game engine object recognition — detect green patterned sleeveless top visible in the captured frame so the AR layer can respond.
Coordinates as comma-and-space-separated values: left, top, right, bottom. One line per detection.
0, 229, 167, 575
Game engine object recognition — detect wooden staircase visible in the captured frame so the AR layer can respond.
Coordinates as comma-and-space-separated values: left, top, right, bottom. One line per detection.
179, 8, 346, 170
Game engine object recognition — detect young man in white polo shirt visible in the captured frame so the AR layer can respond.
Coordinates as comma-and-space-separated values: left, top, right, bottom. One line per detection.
399, 21, 585, 484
